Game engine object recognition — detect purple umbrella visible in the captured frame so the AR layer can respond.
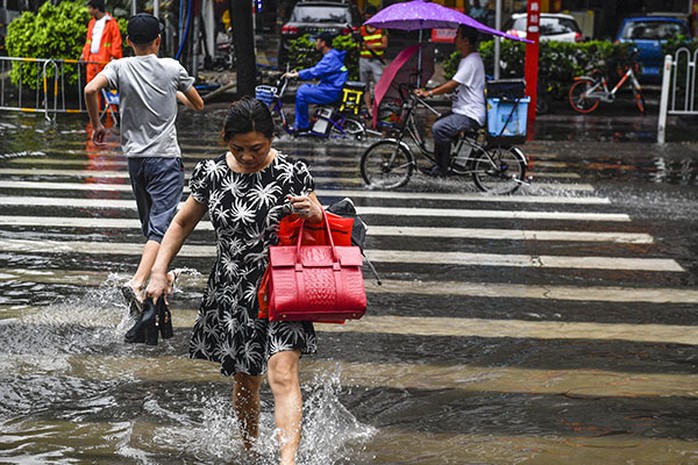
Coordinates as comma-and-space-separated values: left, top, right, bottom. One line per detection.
364, 0, 530, 42
364, 0, 531, 85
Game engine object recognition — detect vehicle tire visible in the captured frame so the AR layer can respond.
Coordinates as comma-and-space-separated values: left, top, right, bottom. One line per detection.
471, 144, 527, 194
360, 140, 414, 189
568, 78, 600, 114
332, 118, 365, 139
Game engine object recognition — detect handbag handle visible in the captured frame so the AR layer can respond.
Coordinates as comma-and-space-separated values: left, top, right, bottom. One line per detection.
295, 210, 339, 263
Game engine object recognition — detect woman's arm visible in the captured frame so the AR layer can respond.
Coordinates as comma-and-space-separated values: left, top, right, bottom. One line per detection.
146, 196, 207, 300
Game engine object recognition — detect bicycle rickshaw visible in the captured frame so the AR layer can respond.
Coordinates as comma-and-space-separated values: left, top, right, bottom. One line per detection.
361, 78, 531, 194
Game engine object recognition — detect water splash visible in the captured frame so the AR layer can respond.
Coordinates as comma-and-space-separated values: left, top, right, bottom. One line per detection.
148, 367, 376, 465
297, 367, 377, 465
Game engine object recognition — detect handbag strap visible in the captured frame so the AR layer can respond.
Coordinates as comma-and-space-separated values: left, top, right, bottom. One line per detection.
295, 210, 339, 263
293, 210, 344, 312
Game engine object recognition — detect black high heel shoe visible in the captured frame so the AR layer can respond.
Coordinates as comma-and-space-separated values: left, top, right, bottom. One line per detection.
124, 297, 173, 345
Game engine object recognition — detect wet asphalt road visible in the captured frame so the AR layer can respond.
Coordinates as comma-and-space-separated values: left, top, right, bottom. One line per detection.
0, 105, 697, 464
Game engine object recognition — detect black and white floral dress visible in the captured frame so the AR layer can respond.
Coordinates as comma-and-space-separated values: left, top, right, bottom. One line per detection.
188, 152, 317, 377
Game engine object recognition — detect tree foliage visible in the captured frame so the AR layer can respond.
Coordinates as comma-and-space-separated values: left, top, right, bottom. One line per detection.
6, 2, 90, 90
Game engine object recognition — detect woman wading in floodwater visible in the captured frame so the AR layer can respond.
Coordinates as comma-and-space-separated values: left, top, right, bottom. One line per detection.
146, 97, 324, 464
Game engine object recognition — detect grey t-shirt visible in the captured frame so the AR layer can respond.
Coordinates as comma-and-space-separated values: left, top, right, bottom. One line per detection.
101, 55, 195, 158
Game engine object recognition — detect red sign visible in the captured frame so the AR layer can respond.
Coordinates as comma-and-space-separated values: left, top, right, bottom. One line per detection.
524, 0, 540, 140
431, 28, 457, 43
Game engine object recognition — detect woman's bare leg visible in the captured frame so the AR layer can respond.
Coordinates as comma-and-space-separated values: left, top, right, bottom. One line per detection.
233, 373, 263, 450
267, 350, 302, 465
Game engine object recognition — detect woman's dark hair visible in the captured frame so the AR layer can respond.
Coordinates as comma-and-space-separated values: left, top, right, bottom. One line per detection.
457, 25, 479, 46
221, 96, 275, 142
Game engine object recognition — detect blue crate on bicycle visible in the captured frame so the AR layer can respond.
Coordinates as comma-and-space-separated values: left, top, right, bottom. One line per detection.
255, 85, 277, 107
486, 96, 530, 144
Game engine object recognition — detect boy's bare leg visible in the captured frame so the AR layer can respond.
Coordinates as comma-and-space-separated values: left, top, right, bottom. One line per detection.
129, 239, 160, 292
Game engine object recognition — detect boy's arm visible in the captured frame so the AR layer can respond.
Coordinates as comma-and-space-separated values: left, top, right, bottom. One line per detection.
84, 74, 110, 144
177, 86, 204, 111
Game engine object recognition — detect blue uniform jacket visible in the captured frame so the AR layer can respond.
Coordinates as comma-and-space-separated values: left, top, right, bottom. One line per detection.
298, 49, 348, 91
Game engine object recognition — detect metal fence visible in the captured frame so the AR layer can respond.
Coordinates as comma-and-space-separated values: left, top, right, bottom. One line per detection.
657, 48, 698, 143
0, 56, 99, 122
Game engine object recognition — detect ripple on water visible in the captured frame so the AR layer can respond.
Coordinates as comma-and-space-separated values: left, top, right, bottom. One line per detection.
0, 276, 376, 464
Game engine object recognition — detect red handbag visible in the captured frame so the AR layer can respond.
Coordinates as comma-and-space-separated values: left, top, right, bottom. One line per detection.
267, 211, 367, 322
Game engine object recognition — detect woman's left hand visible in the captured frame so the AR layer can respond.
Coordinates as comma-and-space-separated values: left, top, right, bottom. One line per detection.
288, 194, 323, 223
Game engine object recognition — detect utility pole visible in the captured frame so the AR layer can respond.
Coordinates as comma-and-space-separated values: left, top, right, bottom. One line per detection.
524, 0, 540, 140
231, 0, 256, 97
494, 0, 501, 80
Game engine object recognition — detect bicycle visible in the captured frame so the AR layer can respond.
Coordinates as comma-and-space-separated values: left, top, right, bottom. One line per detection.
568, 63, 646, 114
360, 84, 529, 194
255, 76, 371, 140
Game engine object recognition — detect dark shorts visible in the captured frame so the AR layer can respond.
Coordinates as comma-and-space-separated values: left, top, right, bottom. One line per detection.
127, 157, 185, 242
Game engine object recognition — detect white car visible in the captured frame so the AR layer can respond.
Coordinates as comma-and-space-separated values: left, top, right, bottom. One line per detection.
504, 13, 584, 42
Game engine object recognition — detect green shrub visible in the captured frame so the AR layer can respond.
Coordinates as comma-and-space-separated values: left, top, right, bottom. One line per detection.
287, 33, 360, 81
442, 39, 638, 99
6, 1, 90, 90
663, 34, 698, 56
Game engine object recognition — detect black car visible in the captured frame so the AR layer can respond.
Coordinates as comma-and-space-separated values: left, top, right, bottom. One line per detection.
278, 0, 359, 69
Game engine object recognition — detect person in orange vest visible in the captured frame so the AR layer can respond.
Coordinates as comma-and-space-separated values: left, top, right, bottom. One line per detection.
359, 5, 388, 116
80, 0, 123, 83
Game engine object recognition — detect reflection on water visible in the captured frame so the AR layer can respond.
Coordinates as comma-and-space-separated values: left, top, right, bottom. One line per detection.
2, 111, 698, 464
0, 280, 375, 464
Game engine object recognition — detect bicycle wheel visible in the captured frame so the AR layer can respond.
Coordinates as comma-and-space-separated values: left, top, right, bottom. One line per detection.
568, 78, 600, 114
471, 144, 527, 194
360, 140, 414, 189
331, 118, 365, 139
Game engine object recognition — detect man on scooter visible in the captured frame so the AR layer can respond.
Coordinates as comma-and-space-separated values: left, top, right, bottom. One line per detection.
282, 31, 348, 134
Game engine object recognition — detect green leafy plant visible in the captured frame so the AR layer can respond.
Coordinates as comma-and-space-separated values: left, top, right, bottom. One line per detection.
287, 33, 359, 81
288, 34, 320, 71
6, 1, 90, 90
443, 39, 638, 99
116, 16, 131, 56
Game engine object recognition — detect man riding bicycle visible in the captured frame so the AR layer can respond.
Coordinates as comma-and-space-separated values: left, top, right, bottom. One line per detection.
415, 25, 485, 177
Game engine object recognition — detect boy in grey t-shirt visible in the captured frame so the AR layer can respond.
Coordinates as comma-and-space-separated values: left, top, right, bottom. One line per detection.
85, 13, 204, 310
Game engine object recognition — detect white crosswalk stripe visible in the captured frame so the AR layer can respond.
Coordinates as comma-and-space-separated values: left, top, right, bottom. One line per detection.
0, 239, 682, 271
0, 216, 654, 243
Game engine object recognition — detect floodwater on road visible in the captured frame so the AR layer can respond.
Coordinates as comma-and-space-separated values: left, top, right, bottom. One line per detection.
0, 107, 697, 465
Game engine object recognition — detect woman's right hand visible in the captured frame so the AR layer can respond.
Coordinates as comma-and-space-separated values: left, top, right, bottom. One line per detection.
145, 269, 169, 303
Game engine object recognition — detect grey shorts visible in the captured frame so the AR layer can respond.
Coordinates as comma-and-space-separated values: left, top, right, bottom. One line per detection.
127, 157, 185, 242
359, 58, 385, 87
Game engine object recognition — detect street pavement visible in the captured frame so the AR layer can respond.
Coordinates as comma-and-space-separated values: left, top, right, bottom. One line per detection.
0, 107, 696, 463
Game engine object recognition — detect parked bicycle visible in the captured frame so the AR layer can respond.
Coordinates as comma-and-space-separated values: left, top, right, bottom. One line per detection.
360, 83, 529, 194
255, 76, 374, 139
568, 62, 646, 114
